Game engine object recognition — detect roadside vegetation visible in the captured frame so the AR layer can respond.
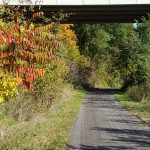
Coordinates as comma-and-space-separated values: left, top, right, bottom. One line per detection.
0, 87, 85, 149
1, 2, 150, 149
115, 94, 150, 126
0, 5, 87, 149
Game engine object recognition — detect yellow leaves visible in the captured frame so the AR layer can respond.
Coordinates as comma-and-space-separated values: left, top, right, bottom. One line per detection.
0, 70, 18, 103
2, 81, 7, 88
34, 37, 60, 54
0, 19, 8, 33
60, 24, 74, 30
30, 23, 35, 29
58, 24, 78, 50
34, 31, 56, 41
20, 26, 25, 33
34, 23, 54, 33
0, 96, 4, 104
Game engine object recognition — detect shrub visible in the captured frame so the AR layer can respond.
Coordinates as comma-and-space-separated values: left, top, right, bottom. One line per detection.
33, 59, 69, 102
77, 55, 92, 86
127, 85, 150, 101
0, 70, 18, 103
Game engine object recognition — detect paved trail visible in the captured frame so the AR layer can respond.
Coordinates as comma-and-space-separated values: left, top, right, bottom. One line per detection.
68, 89, 150, 150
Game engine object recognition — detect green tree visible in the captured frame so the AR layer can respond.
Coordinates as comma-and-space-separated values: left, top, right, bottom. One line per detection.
75, 24, 110, 67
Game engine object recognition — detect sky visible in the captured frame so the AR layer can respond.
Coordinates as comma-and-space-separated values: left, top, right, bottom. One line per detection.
1, 0, 150, 5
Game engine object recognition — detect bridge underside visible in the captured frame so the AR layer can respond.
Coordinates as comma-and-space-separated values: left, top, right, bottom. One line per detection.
32, 4, 150, 23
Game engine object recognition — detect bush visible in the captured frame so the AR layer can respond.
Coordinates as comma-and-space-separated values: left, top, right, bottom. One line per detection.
33, 59, 69, 102
0, 23, 86, 121
77, 55, 91, 86
0, 71, 18, 104
0, 84, 73, 122
0, 88, 85, 150
127, 85, 150, 101
0, 58, 70, 121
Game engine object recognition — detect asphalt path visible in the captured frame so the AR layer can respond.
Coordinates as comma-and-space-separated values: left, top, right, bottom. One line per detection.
68, 88, 150, 150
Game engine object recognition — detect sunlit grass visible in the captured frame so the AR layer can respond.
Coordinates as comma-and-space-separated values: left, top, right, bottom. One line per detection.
0, 89, 85, 150
115, 94, 150, 126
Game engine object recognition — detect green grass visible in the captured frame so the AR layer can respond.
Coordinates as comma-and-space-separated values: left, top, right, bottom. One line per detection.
0, 89, 85, 150
115, 94, 150, 126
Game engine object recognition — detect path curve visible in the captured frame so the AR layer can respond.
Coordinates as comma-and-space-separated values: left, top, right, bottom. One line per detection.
68, 88, 150, 150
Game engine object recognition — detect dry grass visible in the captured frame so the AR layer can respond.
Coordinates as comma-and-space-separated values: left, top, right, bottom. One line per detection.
127, 85, 150, 102
0, 87, 85, 150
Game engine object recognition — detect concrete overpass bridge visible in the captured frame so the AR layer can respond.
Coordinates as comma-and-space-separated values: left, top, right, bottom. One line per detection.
1, 0, 150, 23
37, 4, 150, 23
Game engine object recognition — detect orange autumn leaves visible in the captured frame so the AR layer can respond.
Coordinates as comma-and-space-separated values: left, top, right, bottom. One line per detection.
0, 20, 59, 89
0, 20, 77, 89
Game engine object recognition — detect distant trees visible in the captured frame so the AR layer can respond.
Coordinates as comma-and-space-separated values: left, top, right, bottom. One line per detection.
75, 24, 111, 87
75, 22, 150, 89
107, 24, 143, 89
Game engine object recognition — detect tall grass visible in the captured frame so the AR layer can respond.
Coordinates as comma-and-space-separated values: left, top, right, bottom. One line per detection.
0, 87, 85, 150
127, 85, 150, 101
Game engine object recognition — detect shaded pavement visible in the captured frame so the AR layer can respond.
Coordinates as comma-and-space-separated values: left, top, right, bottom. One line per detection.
68, 88, 150, 150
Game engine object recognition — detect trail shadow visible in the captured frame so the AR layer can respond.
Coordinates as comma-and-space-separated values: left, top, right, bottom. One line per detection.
82, 85, 121, 95
68, 127, 150, 150
82, 88, 122, 109
109, 118, 143, 125
79, 145, 134, 150
67, 144, 132, 150
68, 86, 150, 150
91, 127, 150, 146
